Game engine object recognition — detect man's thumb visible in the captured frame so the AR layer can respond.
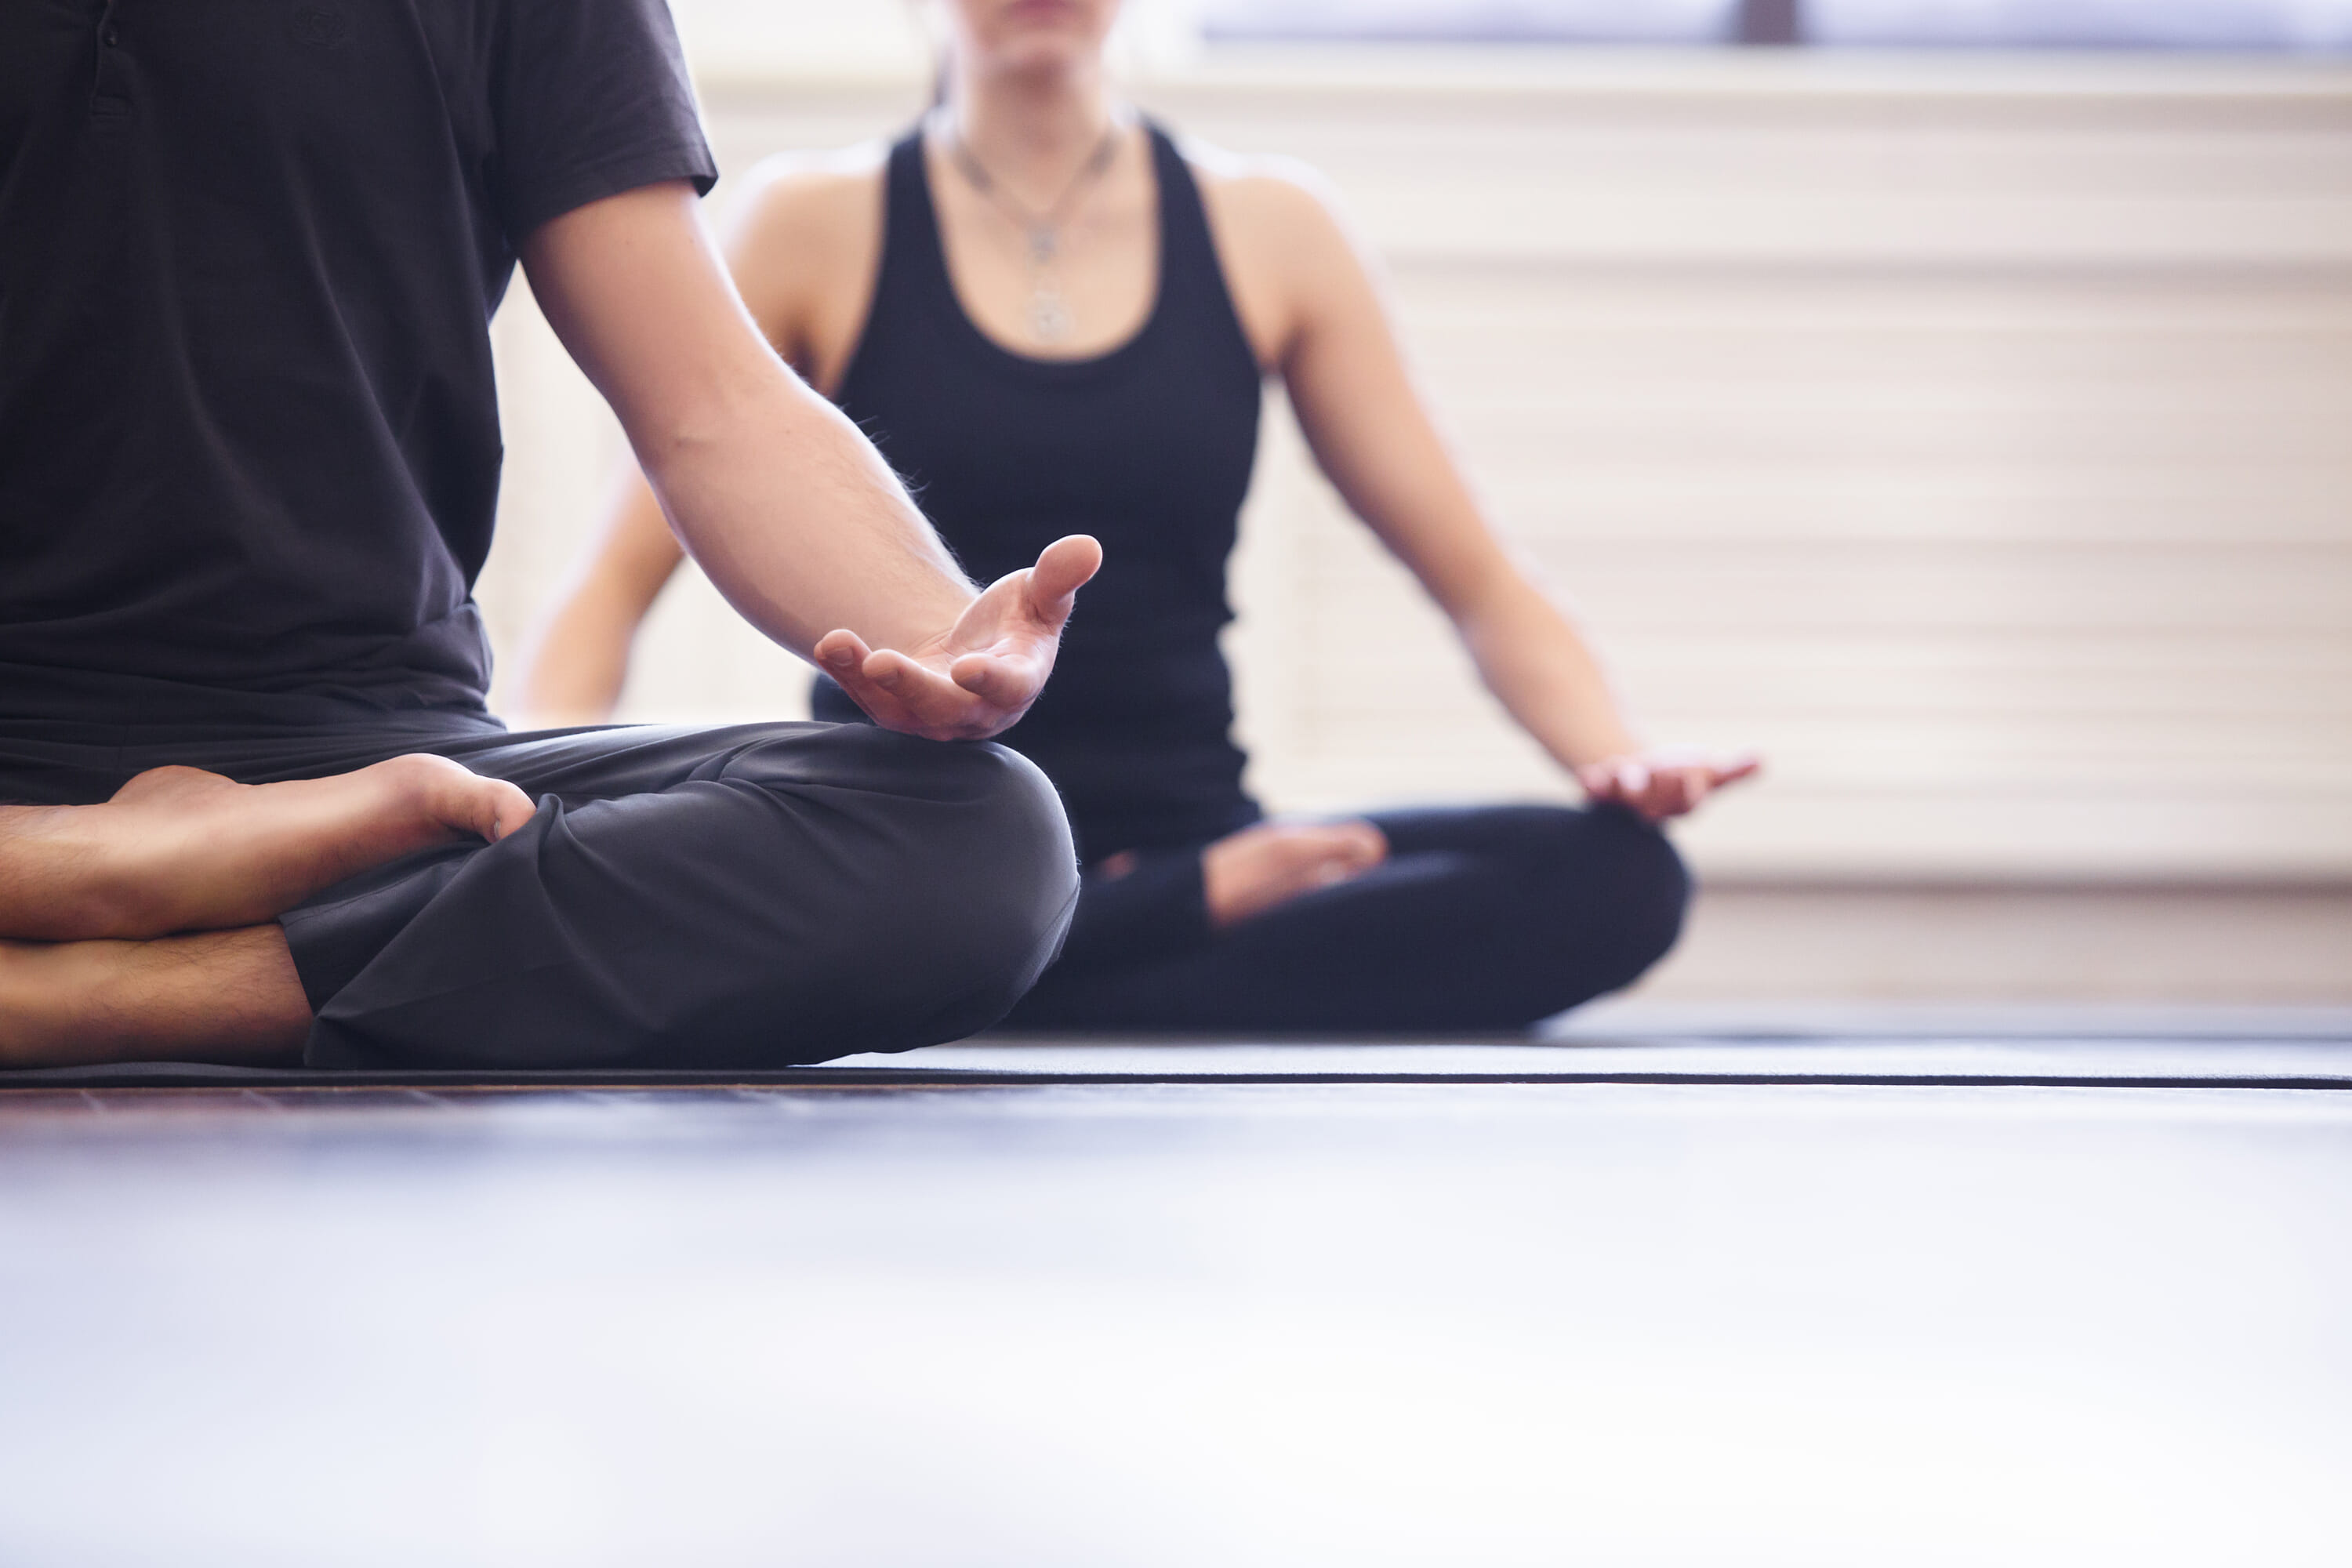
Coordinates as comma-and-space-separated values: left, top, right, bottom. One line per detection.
1026, 535, 1103, 622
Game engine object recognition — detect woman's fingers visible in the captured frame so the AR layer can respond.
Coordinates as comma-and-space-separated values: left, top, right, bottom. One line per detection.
1577, 759, 1631, 804
1711, 750, 1765, 788
1664, 767, 1701, 817
1580, 748, 1763, 820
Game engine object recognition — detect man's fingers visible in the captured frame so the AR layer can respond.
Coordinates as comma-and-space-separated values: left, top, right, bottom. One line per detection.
863, 649, 1014, 738
1022, 534, 1102, 626
815, 628, 873, 676
815, 636, 916, 727
824, 638, 1042, 740
819, 538, 1099, 742
865, 648, 969, 706
864, 648, 915, 692
949, 652, 1040, 709
822, 636, 961, 728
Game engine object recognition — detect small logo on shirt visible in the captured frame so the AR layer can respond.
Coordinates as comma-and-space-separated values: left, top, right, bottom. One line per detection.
289, 2, 351, 49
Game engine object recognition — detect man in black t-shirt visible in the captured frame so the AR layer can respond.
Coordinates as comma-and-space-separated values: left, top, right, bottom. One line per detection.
0, 1, 1097, 1069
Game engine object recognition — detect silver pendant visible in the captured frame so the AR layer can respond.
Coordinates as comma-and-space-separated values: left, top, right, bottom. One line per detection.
1029, 287, 1073, 342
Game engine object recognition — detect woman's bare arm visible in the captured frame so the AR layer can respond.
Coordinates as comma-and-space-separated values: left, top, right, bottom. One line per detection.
1207, 160, 1755, 819
515, 478, 685, 725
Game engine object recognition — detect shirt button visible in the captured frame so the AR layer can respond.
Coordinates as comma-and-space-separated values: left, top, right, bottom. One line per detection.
104, 27, 120, 45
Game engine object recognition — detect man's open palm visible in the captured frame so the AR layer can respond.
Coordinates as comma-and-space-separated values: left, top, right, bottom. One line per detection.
814, 535, 1103, 741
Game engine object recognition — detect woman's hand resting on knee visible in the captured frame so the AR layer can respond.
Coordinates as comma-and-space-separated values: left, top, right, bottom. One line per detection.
1575, 746, 1761, 823
1200, 819, 1388, 930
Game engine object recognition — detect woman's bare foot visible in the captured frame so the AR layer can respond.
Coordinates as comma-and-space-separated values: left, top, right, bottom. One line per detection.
1202, 818, 1388, 930
0, 755, 535, 942
0, 927, 310, 1068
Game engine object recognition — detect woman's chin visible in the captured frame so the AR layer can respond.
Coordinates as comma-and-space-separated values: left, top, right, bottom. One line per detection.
978, 40, 1104, 81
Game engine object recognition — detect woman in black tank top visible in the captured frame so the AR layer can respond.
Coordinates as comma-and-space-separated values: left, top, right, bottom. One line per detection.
522, 0, 1759, 1031
817, 126, 1261, 866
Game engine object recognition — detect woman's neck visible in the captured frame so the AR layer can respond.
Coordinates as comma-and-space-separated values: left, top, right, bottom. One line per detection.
941, 57, 1120, 203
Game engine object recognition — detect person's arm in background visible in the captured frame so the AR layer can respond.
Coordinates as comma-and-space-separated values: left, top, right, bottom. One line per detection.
1214, 162, 1755, 821
517, 179, 1098, 739
517, 154, 866, 728
517, 474, 684, 725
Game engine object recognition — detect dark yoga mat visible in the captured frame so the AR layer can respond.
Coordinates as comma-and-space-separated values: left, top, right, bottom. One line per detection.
7, 1014, 2351, 1091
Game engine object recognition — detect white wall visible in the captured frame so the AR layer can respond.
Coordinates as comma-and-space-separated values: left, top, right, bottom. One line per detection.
477, 41, 2352, 886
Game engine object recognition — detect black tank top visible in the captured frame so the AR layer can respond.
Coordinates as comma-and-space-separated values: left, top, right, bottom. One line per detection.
816, 125, 1265, 863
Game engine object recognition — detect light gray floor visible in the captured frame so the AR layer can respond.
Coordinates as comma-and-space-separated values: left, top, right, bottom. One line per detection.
2, 1065, 2348, 1564
830, 1001, 2352, 1083
1552, 996, 2352, 1040
844, 1033, 2352, 1084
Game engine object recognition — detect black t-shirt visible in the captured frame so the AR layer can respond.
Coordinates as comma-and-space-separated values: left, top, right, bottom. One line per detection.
0, 0, 715, 735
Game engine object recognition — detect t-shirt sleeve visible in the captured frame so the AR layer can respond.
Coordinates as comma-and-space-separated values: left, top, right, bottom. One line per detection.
491, 0, 718, 241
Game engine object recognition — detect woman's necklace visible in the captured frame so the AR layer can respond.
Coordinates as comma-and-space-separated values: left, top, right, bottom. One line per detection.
945, 116, 1123, 344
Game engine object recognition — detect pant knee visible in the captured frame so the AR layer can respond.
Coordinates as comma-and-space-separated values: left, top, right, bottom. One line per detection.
1572, 808, 1691, 990
1485, 806, 1687, 1018
887, 740, 1081, 1040
723, 728, 1079, 1050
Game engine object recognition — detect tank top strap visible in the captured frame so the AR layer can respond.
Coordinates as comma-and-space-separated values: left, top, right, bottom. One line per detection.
1141, 120, 1258, 378
873, 129, 945, 313
861, 118, 1255, 379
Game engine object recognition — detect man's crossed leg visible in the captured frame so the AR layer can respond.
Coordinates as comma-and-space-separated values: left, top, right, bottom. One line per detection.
0, 723, 1077, 1071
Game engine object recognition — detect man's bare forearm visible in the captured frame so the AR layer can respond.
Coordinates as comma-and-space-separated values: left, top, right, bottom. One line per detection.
637, 368, 975, 659
521, 183, 978, 665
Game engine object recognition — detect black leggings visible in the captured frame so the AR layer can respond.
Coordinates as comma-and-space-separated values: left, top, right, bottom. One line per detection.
1004, 804, 1690, 1033
0, 720, 1076, 1069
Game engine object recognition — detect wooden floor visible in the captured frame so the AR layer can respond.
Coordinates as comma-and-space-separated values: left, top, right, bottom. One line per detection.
2, 1016, 2347, 1564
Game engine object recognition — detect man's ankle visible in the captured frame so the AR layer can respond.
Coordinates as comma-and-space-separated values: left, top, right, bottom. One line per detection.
0, 931, 310, 1069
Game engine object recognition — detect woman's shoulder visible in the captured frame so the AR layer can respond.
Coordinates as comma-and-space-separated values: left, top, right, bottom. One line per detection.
711, 140, 895, 383
723, 140, 893, 255
1174, 132, 1360, 279
1176, 134, 1344, 230
1174, 132, 1368, 358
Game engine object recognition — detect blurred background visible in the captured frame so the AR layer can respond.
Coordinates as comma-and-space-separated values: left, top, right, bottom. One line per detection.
477, 0, 2352, 1006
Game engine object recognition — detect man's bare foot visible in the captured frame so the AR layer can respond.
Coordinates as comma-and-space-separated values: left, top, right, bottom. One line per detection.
0, 927, 310, 1068
0, 755, 535, 942
1202, 818, 1388, 930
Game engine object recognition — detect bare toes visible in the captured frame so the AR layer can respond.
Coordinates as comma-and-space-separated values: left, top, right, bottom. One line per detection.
379, 754, 535, 844
1334, 821, 1388, 868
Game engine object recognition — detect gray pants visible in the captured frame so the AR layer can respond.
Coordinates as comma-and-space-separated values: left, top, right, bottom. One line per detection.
0, 720, 1078, 1069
